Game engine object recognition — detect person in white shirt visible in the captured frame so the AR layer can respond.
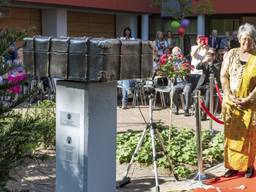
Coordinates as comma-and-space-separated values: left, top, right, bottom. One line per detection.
190, 35, 209, 90
120, 27, 135, 40
154, 31, 168, 57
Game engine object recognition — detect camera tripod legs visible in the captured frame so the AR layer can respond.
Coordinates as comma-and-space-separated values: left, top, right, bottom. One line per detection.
148, 94, 160, 192
119, 127, 148, 187
149, 121, 160, 192
155, 128, 179, 181
117, 96, 178, 191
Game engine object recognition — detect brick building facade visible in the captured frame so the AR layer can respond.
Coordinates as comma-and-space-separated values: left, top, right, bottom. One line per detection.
0, 0, 160, 39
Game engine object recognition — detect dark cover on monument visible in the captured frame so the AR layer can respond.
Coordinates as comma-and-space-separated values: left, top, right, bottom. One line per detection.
120, 40, 140, 80
23, 36, 153, 82
50, 37, 70, 78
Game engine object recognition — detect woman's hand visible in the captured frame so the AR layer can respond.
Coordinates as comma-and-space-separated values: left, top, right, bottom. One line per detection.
233, 97, 251, 108
227, 94, 236, 102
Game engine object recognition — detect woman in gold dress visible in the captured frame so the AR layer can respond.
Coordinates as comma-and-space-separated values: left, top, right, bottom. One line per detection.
221, 23, 256, 178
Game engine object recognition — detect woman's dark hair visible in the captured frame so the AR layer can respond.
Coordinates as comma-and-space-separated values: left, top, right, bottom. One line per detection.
123, 27, 132, 38
167, 31, 172, 35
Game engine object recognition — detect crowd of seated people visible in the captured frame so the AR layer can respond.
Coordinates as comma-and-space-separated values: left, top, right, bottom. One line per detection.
118, 28, 240, 118
153, 29, 239, 119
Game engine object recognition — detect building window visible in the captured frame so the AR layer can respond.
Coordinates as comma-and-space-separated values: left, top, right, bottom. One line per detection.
210, 18, 240, 35
242, 16, 256, 26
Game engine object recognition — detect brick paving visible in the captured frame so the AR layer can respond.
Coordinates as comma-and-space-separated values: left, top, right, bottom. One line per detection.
7, 106, 225, 192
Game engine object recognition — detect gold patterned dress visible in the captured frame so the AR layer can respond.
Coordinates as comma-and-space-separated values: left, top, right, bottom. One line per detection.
222, 48, 256, 171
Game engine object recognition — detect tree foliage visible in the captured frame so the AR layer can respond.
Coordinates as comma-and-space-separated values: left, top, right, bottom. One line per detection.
152, 0, 214, 19
0, 3, 50, 190
192, 0, 215, 15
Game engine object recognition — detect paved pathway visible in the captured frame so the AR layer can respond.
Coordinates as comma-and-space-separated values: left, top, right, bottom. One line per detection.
117, 106, 223, 133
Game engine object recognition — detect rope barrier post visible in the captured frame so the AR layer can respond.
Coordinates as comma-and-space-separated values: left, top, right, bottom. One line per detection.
169, 79, 174, 142
209, 73, 214, 132
192, 91, 220, 186
194, 90, 204, 181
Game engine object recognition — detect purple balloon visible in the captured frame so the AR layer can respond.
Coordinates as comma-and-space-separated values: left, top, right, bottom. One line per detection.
181, 19, 190, 28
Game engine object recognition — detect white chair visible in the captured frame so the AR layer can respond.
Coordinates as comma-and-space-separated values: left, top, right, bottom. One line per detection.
153, 77, 173, 108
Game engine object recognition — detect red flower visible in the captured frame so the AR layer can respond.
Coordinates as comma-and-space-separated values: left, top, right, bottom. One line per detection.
160, 54, 168, 65
159, 52, 192, 78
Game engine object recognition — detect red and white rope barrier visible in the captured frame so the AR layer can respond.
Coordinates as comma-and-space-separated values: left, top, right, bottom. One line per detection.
199, 99, 224, 125
214, 80, 222, 105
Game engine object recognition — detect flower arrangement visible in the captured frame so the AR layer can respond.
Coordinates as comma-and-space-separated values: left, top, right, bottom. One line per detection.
7, 65, 27, 94
159, 50, 193, 79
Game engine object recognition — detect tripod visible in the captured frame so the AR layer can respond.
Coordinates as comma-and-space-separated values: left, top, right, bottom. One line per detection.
117, 93, 179, 192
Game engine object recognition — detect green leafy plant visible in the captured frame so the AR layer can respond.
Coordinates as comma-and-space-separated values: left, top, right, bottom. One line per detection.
0, 3, 54, 190
117, 124, 224, 178
203, 132, 224, 164
0, 100, 56, 191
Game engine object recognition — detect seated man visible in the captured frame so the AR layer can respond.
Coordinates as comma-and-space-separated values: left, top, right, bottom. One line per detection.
171, 47, 193, 116
171, 78, 192, 116
194, 48, 221, 120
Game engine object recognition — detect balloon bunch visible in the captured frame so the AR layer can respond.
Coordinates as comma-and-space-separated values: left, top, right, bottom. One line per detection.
170, 19, 190, 37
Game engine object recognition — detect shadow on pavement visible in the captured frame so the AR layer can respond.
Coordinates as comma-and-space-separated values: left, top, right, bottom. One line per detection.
117, 178, 165, 192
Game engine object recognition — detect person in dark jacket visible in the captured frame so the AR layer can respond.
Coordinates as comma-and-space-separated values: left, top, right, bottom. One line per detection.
194, 48, 221, 120
209, 29, 221, 49
230, 31, 240, 49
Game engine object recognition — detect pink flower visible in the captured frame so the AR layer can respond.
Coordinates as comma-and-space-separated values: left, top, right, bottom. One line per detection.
173, 65, 178, 72
167, 55, 173, 61
181, 62, 193, 72
177, 54, 184, 59
8, 86, 21, 94
7, 73, 27, 94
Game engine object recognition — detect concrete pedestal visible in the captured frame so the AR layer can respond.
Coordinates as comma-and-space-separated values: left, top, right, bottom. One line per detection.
56, 80, 116, 192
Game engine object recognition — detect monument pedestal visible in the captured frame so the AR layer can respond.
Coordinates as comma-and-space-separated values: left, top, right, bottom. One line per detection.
56, 80, 116, 192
